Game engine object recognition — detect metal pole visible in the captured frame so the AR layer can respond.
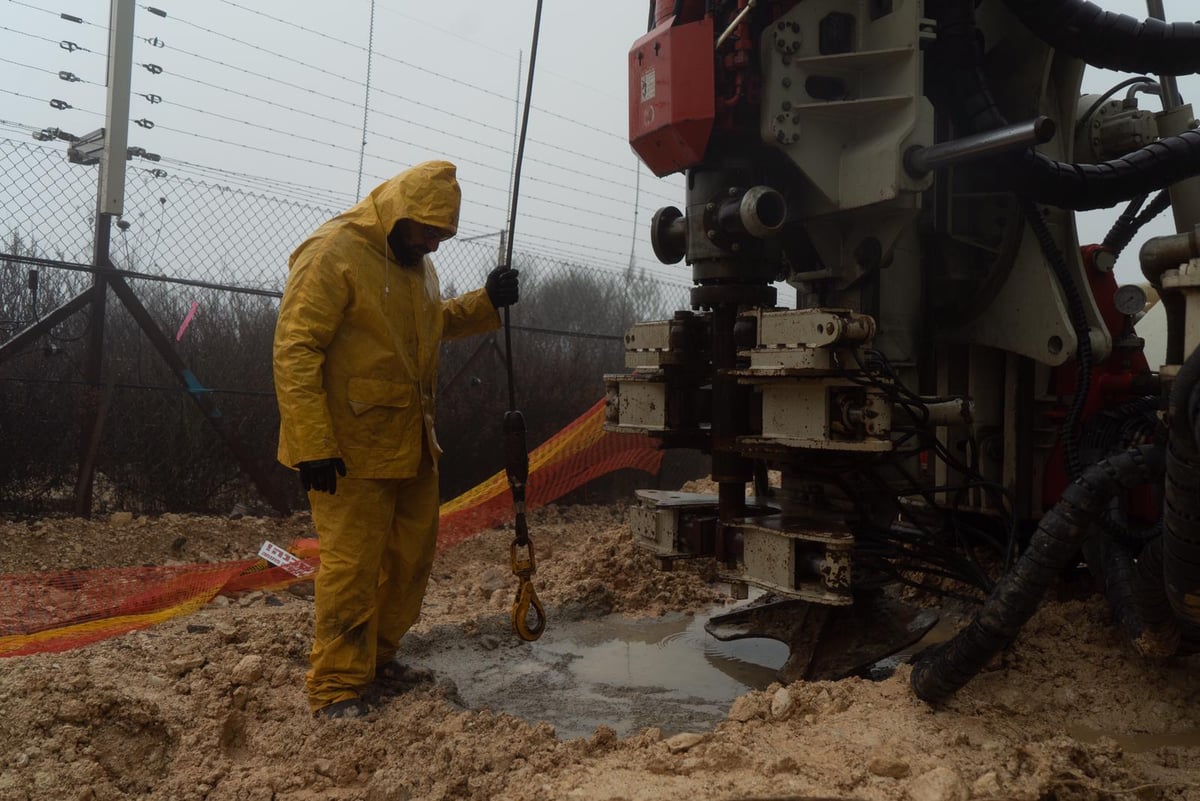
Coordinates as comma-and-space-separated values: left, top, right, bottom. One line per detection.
355, 0, 376, 198
99, 0, 134, 216
628, 161, 641, 273
501, 2, 544, 412
1145, 0, 1200, 239
1147, 1, 1182, 111
74, 0, 136, 516
904, 117, 1057, 176
74, 197, 112, 516
505, 51, 523, 234
0, 288, 96, 367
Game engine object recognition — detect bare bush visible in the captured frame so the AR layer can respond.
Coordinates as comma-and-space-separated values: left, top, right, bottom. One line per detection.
2, 233, 692, 517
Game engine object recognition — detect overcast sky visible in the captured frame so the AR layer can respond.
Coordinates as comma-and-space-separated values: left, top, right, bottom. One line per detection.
2, 0, 1199, 295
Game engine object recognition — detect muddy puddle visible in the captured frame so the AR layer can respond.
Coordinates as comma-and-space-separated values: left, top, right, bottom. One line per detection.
407, 606, 790, 740
406, 598, 968, 741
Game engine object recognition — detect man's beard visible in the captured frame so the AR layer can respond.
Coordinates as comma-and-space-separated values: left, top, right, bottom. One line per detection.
396, 244, 428, 266
387, 226, 428, 266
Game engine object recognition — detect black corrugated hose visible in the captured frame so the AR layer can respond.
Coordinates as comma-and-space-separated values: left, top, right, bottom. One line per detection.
1020, 135, 1200, 211
1001, 0, 1200, 76
931, 0, 1200, 211
910, 444, 1165, 703
1103, 191, 1172, 256
1084, 526, 1180, 658
1163, 347, 1200, 640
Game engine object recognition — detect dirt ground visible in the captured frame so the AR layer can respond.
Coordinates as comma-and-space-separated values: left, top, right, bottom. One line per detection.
1, 496, 1199, 801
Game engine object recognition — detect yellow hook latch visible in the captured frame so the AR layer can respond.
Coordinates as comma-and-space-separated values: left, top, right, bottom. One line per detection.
510, 537, 546, 641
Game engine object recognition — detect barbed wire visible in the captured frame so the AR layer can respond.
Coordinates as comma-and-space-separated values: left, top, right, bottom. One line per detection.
1, 136, 696, 292
144, 4, 626, 144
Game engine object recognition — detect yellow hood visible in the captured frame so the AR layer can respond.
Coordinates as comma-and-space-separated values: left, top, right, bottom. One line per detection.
363, 160, 461, 240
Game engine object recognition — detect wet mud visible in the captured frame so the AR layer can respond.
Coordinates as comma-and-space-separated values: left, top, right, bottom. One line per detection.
1, 506, 1199, 800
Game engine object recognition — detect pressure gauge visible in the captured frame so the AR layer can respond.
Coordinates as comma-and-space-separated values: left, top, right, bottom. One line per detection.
1113, 284, 1148, 317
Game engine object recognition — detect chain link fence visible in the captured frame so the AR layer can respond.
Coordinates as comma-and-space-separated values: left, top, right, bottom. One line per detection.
1, 135, 700, 516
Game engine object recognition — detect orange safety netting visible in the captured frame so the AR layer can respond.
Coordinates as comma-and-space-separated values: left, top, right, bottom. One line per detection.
0, 399, 661, 658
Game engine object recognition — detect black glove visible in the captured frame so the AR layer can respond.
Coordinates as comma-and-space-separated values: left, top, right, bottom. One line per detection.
298, 458, 346, 494
485, 265, 520, 308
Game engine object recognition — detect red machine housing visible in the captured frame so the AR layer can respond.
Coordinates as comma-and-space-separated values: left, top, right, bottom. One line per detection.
628, 17, 716, 178
1042, 244, 1158, 523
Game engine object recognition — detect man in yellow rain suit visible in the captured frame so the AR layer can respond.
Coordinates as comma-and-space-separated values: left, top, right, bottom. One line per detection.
273, 161, 519, 719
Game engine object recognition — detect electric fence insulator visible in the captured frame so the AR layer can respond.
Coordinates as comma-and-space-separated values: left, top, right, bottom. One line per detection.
58, 71, 81, 83
148, 168, 167, 178
49, 99, 72, 111
141, 93, 162, 104
134, 118, 155, 129
142, 36, 165, 48
141, 63, 163, 75
146, 6, 167, 17
60, 40, 83, 53
60, 13, 82, 23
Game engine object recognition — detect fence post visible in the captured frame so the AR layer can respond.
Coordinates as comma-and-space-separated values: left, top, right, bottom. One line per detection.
73, 0, 136, 517
73, 207, 111, 516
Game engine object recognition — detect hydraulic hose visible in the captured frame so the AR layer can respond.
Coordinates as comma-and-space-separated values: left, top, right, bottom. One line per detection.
1001, 0, 1200, 76
933, 2, 1200, 211
1019, 132, 1200, 211
1132, 535, 1182, 656
1084, 528, 1179, 658
1104, 190, 1171, 256
1163, 347, 1200, 638
911, 444, 1164, 703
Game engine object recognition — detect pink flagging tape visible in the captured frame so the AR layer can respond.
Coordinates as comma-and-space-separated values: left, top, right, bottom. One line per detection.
175, 301, 199, 341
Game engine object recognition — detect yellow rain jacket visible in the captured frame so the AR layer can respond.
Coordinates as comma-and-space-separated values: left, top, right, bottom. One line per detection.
274, 161, 500, 478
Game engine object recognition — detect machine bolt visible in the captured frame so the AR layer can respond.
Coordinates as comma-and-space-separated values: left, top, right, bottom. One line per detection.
782, 101, 792, 111
776, 131, 787, 143
782, 77, 792, 88
706, 202, 716, 212
707, 229, 718, 240
792, 114, 801, 124
777, 113, 787, 123
731, 243, 741, 252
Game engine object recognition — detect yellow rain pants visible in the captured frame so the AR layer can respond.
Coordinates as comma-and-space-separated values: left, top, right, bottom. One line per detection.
304, 443, 440, 711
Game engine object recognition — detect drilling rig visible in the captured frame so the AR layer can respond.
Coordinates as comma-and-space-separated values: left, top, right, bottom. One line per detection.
606, 0, 1200, 700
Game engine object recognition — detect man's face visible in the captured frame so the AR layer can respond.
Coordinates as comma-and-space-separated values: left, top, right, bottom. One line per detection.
389, 220, 449, 266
